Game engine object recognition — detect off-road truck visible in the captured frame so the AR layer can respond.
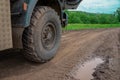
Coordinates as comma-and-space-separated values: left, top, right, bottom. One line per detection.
0, 0, 82, 62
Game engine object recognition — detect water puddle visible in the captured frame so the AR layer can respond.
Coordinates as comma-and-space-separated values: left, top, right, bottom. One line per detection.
71, 58, 104, 80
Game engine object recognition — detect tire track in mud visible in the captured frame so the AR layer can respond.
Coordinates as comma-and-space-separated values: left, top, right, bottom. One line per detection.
92, 29, 120, 80
0, 28, 120, 80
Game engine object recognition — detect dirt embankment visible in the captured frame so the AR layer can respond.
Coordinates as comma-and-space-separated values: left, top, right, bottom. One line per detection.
0, 28, 120, 80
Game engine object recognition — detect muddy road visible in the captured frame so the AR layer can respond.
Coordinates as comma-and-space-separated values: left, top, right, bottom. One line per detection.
0, 28, 120, 80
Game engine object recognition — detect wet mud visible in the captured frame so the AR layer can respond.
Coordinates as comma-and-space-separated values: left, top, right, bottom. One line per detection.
0, 28, 120, 80
70, 58, 104, 80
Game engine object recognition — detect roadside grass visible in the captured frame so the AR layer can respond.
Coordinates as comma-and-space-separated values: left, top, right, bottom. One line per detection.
64, 24, 120, 30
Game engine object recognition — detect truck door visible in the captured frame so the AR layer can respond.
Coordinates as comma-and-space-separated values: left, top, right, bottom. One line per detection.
64, 0, 82, 9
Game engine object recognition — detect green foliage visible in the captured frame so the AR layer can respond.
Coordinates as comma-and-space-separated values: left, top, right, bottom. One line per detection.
116, 8, 120, 22
65, 11, 119, 24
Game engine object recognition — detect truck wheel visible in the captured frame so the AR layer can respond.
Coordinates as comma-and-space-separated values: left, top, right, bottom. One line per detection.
22, 6, 61, 62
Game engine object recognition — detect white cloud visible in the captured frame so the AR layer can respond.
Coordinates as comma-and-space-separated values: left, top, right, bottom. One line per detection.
77, 0, 120, 13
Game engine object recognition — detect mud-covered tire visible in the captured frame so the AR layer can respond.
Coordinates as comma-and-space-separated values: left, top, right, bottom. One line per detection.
22, 6, 61, 62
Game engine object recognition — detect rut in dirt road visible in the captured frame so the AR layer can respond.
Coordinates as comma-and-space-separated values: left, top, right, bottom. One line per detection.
0, 28, 120, 80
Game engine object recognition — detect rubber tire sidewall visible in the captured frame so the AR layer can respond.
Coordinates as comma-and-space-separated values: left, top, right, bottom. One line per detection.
33, 9, 61, 61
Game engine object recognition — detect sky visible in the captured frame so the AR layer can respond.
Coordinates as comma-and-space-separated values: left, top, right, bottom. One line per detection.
77, 0, 120, 14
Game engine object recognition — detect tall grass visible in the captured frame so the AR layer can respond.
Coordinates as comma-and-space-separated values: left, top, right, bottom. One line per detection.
64, 24, 120, 30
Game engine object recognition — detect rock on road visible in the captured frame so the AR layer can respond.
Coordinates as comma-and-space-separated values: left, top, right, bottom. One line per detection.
0, 28, 120, 80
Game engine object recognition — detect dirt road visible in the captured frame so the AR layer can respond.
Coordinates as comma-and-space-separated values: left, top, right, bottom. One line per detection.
0, 28, 120, 80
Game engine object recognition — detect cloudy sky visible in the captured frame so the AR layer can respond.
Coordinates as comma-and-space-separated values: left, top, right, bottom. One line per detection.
77, 0, 120, 14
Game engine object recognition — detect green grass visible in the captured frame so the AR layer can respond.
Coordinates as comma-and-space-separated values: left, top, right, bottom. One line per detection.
64, 24, 120, 30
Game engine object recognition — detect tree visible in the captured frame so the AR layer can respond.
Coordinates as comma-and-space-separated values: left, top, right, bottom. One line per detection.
66, 10, 119, 24
116, 8, 120, 22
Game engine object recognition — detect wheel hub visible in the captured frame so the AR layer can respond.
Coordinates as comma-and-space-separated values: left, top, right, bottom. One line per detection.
42, 23, 56, 50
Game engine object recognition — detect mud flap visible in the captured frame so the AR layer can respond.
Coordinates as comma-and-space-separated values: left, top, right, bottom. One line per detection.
0, 0, 13, 50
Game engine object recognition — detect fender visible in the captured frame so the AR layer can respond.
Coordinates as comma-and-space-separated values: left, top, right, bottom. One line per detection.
12, 0, 38, 27
12, 0, 62, 27
24, 0, 38, 27
12, 0, 81, 27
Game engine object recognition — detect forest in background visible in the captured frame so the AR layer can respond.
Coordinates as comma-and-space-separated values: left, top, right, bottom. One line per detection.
65, 8, 120, 24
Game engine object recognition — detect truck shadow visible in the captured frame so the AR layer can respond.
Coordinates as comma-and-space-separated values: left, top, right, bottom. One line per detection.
0, 49, 53, 79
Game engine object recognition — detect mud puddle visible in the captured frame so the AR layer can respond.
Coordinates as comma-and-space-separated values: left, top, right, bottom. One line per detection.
70, 58, 104, 80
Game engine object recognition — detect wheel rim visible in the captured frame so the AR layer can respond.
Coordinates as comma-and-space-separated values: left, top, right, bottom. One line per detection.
41, 22, 56, 50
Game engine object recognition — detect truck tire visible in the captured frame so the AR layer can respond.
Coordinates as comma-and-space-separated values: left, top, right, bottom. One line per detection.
22, 6, 61, 62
